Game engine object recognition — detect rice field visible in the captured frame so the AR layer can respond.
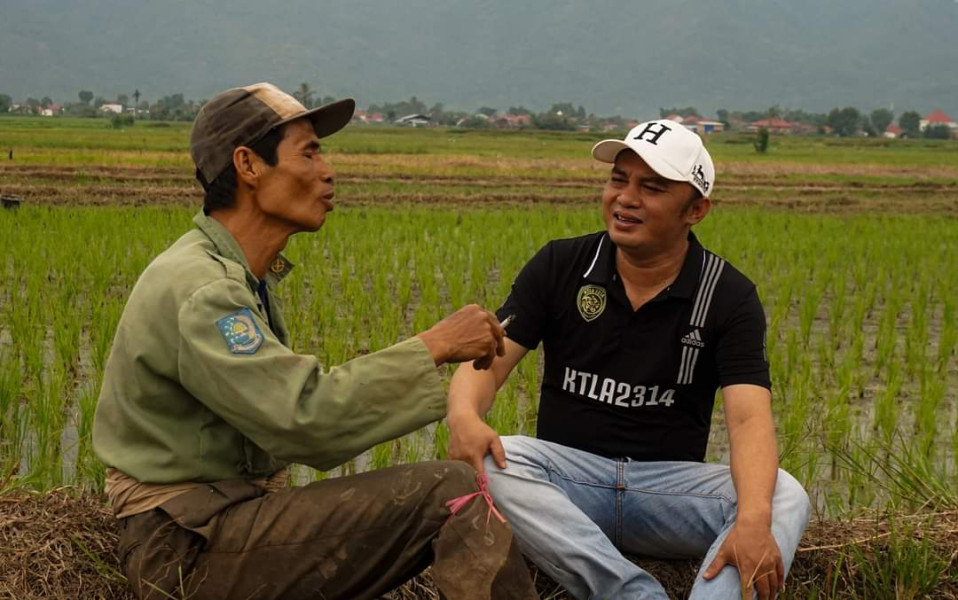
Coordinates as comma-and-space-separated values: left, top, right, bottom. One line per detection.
1, 117, 957, 597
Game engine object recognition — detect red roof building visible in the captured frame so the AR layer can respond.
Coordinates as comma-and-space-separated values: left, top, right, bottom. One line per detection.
747, 118, 799, 134
883, 124, 903, 139
494, 113, 532, 129
921, 110, 957, 131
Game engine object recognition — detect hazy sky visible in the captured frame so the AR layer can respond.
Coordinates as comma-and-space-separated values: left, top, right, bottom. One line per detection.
2, 0, 957, 118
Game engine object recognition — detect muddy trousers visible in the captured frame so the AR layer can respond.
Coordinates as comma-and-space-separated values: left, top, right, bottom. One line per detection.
117, 461, 537, 600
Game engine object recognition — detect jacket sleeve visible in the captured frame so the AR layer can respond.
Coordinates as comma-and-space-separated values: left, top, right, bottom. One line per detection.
176, 277, 446, 471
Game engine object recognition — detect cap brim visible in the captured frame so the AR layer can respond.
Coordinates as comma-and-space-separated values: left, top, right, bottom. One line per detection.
278, 98, 356, 139
591, 139, 688, 183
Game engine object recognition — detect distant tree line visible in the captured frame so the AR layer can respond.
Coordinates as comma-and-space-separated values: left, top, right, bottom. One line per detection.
0, 85, 953, 139
0, 89, 205, 123
711, 104, 947, 139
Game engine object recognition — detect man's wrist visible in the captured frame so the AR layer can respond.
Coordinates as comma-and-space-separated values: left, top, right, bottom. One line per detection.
416, 331, 450, 366
736, 507, 772, 529
447, 405, 484, 428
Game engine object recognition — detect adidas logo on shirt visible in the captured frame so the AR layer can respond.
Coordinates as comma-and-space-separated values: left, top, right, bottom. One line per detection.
681, 329, 705, 348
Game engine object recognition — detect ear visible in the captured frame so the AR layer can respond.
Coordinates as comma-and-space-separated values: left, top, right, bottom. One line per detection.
685, 195, 711, 225
232, 146, 263, 188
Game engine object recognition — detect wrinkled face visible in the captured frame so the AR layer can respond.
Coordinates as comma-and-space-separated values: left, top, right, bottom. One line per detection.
255, 119, 336, 233
601, 150, 701, 254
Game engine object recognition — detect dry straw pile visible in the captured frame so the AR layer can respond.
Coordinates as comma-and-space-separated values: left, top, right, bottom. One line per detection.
1, 489, 956, 599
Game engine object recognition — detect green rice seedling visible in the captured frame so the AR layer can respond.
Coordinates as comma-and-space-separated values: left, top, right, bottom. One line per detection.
432, 422, 450, 461
872, 368, 902, 445
28, 368, 70, 488
779, 373, 812, 480
937, 301, 956, 374
913, 372, 945, 458
369, 440, 396, 471
73, 381, 105, 491
846, 516, 955, 600
841, 435, 957, 510
953, 408, 958, 478
827, 269, 847, 348
824, 384, 851, 482
0, 349, 26, 479
873, 299, 901, 378
487, 384, 521, 438
798, 281, 822, 347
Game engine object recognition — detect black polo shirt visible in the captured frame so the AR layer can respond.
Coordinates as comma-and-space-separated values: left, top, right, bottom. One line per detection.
497, 231, 770, 462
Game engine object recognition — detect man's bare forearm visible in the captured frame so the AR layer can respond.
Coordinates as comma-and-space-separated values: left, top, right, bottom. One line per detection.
448, 365, 499, 424
724, 384, 778, 527
447, 339, 529, 425
729, 414, 778, 526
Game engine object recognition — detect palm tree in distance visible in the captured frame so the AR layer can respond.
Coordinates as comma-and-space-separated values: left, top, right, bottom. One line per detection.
294, 83, 314, 109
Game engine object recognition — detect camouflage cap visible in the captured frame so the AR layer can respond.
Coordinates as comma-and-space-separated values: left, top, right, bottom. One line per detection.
190, 82, 355, 183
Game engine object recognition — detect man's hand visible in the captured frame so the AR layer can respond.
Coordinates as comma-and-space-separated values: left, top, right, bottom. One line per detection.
447, 411, 506, 474
416, 304, 505, 369
702, 521, 784, 600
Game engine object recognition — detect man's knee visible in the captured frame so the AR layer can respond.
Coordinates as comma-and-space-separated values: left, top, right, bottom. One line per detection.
491, 435, 540, 466
776, 468, 812, 526
429, 460, 479, 498
484, 436, 550, 484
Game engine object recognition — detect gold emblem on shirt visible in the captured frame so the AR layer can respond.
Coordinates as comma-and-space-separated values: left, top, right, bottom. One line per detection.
577, 285, 607, 322
270, 258, 286, 275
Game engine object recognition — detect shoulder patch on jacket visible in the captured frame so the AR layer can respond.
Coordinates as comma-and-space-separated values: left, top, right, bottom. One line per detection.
216, 308, 264, 354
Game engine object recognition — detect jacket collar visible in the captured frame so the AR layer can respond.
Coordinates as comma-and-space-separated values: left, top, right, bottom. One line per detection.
192, 211, 295, 287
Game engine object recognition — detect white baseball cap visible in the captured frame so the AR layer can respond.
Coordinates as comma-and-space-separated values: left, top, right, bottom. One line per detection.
592, 120, 715, 197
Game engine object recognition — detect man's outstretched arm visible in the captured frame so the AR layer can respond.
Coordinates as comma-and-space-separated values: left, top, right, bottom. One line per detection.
703, 383, 784, 600
446, 339, 529, 473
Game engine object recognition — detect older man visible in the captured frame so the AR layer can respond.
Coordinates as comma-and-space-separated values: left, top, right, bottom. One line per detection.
93, 83, 537, 600
447, 121, 810, 599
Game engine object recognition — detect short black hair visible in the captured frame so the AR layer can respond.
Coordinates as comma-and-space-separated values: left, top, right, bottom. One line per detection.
197, 124, 286, 214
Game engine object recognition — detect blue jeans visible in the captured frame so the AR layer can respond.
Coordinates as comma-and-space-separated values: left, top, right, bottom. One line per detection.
484, 436, 811, 600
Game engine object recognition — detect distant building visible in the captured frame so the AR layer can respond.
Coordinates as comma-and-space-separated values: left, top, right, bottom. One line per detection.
686, 118, 726, 134
748, 118, 800, 135
665, 114, 725, 134
395, 113, 431, 127
697, 120, 725, 134
494, 113, 532, 129
883, 124, 903, 139
920, 110, 957, 133
98, 103, 124, 115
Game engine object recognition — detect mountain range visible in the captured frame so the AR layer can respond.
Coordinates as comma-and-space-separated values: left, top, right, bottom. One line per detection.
2, 0, 957, 119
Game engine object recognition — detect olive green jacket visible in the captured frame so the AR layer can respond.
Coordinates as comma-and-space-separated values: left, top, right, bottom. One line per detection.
93, 212, 445, 484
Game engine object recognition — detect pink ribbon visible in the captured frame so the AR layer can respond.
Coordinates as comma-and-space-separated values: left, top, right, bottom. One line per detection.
445, 473, 506, 525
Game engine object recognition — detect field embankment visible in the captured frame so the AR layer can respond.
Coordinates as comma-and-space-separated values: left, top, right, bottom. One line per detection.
2, 489, 955, 600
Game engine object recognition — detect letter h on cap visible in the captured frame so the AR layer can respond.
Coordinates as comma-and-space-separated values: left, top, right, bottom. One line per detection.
634, 122, 671, 145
